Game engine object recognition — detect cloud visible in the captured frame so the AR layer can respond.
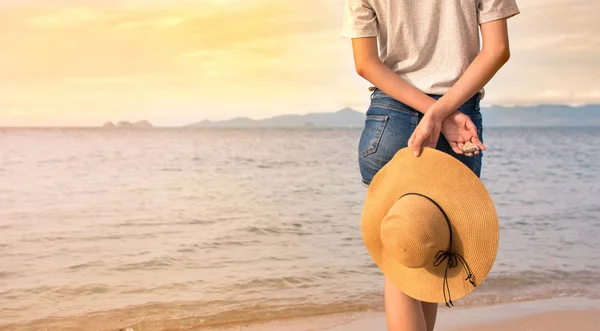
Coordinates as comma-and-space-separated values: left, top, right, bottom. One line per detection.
23, 7, 103, 28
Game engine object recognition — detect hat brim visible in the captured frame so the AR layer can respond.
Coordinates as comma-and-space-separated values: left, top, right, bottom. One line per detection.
361, 147, 498, 303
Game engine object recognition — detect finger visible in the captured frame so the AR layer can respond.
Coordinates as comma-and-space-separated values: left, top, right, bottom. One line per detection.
471, 136, 487, 151
449, 141, 463, 155
465, 120, 486, 151
411, 137, 423, 156
410, 132, 426, 157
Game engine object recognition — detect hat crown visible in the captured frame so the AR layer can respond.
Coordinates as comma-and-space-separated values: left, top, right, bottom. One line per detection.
380, 195, 450, 268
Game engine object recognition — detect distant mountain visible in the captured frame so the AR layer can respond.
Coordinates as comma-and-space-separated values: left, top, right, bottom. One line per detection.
482, 104, 600, 127
187, 104, 600, 128
103, 120, 153, 129
188, 108, 365, 128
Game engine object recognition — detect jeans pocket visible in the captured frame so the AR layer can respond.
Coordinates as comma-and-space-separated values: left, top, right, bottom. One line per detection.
358, 115, 389, 158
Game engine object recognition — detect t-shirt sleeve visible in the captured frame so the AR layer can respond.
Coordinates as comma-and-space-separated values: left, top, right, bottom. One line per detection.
342, 0, 378, 38
477, 0, 520, 24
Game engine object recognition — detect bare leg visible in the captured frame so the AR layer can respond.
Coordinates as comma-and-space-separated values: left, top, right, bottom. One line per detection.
384, 277, 427, 331
421, 301, 438, 331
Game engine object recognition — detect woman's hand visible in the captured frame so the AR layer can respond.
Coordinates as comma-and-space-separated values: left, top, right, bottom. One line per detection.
441, 111, 486, 156
408, 110, 443, 157
409, 106, 486, 157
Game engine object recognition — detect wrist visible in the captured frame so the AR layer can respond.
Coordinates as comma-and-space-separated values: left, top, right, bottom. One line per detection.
426, 104, 450, 122
428, 99, 454, 122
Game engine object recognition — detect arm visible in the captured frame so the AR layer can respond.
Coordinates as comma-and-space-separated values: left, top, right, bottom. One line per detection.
426, 19, 512, 122
409, 18, 513, 156
352, 37, 437, 114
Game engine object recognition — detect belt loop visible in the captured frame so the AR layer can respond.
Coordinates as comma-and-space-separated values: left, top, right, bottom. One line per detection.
370, 87, 377, 100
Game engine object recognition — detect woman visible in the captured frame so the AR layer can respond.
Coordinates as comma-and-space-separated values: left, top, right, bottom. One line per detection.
342, 0, 520, 330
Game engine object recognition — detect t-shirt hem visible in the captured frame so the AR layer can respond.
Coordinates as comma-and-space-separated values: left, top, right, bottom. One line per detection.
366, 85, 486, 100
478, 6, 520, 24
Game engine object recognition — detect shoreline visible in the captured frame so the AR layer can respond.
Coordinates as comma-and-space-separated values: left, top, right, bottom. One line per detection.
3, 296, 600, 330
203, 297, 600, 331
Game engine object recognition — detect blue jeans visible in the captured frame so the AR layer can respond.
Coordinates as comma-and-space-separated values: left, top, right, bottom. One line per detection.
358, 89, 483, 186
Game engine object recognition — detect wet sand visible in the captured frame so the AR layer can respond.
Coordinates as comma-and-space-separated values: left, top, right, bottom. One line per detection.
206, 298, 600, 331
457, 310, 600, 331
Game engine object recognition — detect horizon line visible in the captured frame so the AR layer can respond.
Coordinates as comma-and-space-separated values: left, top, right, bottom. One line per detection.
2, 124, 600, 129
3, 103, 600, 128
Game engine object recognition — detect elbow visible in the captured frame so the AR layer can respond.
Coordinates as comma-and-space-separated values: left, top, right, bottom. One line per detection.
499, 47, 511, 63
355, 63, 366, 78
483, 45, 511, 64
354, 59, 372, 78
494, 45, 511, 64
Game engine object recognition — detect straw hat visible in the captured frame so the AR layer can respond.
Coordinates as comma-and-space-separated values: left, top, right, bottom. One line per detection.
361, 147, 498, 306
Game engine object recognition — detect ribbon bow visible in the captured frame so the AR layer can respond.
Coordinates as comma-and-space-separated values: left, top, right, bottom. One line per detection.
399, 193, 477, 308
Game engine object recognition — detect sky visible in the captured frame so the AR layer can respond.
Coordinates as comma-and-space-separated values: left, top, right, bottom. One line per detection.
0, 0, 598, 126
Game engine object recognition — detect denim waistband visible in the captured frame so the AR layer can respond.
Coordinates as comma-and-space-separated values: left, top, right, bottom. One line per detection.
370, 88, 481, 108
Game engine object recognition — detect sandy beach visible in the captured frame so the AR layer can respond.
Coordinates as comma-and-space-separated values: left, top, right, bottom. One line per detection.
206, 298, 600, 331
457, 311, 599, 331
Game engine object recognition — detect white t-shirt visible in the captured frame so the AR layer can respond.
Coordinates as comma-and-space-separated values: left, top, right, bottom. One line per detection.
342, 0, 520, 100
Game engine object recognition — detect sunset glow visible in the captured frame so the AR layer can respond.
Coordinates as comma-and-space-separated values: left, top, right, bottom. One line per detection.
1, 0, 598, 126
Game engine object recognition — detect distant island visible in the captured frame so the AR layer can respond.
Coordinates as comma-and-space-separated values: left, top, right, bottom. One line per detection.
102, 120, 153, 129
187, 104, 600, 128
188, 108, 365, 128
